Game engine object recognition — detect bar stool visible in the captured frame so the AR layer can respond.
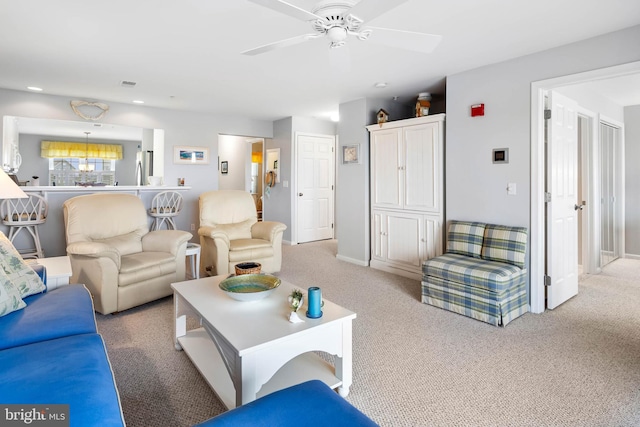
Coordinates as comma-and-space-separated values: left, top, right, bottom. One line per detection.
0, 193, 48, 258
148, 191, 183, 231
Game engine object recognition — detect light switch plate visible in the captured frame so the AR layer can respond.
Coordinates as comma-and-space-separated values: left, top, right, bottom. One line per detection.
507, 183, 517, 195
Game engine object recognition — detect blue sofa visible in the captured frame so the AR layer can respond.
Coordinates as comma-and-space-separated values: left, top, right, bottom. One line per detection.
195, 380, 378, 427
0, 267, 125, 427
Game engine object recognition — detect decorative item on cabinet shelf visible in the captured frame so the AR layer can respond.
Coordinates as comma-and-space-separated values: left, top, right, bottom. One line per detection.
377, 109, 389, 127
415, 92, 431, 117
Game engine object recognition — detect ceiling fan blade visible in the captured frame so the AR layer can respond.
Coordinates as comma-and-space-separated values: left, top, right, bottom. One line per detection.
247, 0, 323, 22
241, 34, 318, 56
347, 0, 410, 23
363, 27, 442, 54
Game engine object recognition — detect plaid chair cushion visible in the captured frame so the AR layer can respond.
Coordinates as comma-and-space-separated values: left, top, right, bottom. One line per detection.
481, 224, 528, 269
446, 221, 486, 258
423, 253, 525, 293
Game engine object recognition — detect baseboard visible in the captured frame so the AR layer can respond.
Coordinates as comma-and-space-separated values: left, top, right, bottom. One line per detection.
335, 254, 369, 267
369, 260, 421, 281
624, 253, 640, 260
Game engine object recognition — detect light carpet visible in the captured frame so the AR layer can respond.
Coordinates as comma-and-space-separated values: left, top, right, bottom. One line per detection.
96, 241, 640, 426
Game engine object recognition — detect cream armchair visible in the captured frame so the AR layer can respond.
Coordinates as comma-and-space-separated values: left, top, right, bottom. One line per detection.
198, 190, 287, 276
63, 193, 192, 314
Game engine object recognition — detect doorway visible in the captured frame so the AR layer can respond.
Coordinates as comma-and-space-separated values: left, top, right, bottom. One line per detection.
530, 61, 638, 313
293, 132, 336, 244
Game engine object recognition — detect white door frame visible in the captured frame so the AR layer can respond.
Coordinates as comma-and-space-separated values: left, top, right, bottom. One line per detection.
577, 108, 598, 276
291, 131, 336, 245
530, 61, 639, 313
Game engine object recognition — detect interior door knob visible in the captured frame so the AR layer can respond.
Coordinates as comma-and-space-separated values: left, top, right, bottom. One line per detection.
298, 193, 303, 196
574, 203, 585, 211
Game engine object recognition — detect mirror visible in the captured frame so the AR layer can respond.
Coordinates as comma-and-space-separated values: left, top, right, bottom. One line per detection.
2, 115, 164, 186
266, 148, 280, 184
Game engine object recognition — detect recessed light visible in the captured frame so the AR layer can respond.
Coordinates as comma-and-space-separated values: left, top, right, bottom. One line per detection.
27, 86, 43, 91
374, 82, 387, 89
330, 112, 340, 122
133, 100, 144, 104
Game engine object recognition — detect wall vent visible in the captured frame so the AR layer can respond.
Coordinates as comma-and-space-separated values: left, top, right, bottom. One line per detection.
120, 80, 137, 88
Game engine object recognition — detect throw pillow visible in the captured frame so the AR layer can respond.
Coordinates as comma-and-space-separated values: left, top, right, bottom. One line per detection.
446, 221, 486, 258
481, 224, 528, 269
0, 232, 46, 298
0, 268, 26, 317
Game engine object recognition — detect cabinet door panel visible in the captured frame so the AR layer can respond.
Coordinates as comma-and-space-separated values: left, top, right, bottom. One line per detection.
386, 213, 422, 268
371, 129, 401, 208
372, 211, 384, 261
422, 215, 443, 261
403, 123, 439, 212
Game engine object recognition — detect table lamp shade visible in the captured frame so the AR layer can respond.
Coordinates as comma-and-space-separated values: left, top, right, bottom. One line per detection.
0, 170, 28, 199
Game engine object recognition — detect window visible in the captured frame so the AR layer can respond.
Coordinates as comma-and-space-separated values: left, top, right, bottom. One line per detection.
49, 158, 116, 186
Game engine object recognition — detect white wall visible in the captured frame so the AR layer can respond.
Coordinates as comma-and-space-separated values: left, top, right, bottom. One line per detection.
624, 104, 640, 256
0, 88, 273, 256
555, 85, 624, 122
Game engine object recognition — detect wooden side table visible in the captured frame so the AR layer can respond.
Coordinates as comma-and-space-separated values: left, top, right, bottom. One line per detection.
31, 256, 72, 290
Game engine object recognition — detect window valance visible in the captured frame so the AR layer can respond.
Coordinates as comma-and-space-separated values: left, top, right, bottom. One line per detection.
41, 141, 123, 160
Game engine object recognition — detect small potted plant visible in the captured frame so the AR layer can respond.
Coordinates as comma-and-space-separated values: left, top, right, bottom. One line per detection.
287, 289, 304, 323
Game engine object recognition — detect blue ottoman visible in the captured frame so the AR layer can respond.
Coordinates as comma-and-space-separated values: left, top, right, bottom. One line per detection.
195, 380, 377, 427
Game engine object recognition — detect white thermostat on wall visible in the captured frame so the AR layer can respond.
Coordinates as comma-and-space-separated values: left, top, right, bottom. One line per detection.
492, 148, 509, 164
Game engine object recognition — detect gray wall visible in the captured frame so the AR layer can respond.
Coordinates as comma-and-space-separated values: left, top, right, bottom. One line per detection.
0, 88, 273, 256
625, 105, 640, 256
446, 25, 640, 229
445, 24, 640, 300
335, 97, 414, 264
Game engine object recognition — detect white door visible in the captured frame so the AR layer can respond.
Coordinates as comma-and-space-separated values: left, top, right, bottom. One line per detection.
296, 133, 335, 244
546, 91, 579, 309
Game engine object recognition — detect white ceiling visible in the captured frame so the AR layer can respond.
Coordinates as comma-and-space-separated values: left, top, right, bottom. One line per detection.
1, 0, 639, 122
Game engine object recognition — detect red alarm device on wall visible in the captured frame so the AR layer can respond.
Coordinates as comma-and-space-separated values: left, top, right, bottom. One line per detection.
471, 104, 485, 117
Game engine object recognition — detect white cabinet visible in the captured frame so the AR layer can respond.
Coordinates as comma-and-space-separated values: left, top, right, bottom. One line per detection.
368, 114, 445, 280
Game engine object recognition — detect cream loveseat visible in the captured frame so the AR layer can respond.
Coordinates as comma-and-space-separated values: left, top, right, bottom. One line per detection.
63, 193, 192, 314
198, 190, 286, 276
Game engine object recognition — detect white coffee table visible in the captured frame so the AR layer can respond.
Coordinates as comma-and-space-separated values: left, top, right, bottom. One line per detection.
27, 256, 72, 290
172, 275, 356, 409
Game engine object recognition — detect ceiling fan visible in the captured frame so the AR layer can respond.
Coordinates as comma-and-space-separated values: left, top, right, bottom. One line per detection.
242, 0, 442, 56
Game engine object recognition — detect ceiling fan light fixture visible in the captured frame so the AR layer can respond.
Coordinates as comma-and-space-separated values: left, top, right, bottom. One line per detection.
374, 82, 388, 89
327, 26, 347, 43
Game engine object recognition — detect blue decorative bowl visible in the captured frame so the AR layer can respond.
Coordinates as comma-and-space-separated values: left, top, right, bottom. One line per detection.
219, 274, 281, 301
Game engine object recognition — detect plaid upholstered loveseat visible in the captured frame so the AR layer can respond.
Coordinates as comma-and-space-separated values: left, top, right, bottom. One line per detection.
421, 220, 529, 326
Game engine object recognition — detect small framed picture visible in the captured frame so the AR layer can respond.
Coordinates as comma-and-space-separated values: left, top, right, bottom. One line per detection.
173, 145, 210, 165
221, 161, 228, 174
342, 144, 360, 164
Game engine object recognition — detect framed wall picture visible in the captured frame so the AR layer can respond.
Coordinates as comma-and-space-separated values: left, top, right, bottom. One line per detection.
221, 161, 228, 174
173, 145, 210, 165
342, 144, 360, 164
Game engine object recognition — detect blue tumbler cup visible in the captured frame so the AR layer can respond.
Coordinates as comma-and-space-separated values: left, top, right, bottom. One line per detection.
306, 287, 323, 318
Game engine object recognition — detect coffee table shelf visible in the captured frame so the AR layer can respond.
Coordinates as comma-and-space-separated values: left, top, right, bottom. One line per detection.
178, 328, 341, 409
